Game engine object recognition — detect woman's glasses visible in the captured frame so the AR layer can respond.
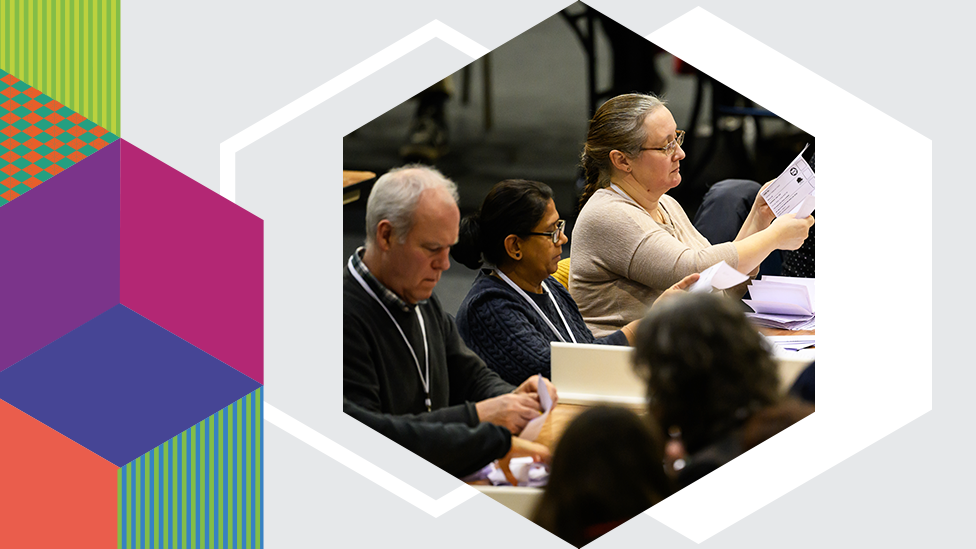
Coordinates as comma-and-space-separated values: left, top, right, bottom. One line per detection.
523, 219, 566, 244
640, 130, 685, 157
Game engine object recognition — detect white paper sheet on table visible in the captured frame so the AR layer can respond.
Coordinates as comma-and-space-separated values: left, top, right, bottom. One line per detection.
689, 260, 750, 293
518, 375, 552, 441
761, 143, 816, 217
763, 334, 816, 351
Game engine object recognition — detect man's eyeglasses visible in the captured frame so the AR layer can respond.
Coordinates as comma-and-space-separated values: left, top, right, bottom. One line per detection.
640, 129, 685, 157
523, 219, 566, 244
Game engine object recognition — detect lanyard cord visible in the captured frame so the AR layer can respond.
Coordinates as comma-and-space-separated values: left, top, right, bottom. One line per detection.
347, 257, 431, 412
495, 270, 577, 344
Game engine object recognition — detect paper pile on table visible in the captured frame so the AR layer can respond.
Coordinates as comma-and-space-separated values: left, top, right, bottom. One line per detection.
744, 276, 815, 330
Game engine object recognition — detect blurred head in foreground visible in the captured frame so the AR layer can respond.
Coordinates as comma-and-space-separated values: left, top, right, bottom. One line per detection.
532, 405, 672, 547
632, 292, 780, 455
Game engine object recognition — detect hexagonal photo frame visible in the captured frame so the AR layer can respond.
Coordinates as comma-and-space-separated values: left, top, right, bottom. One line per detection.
215, 2, 929, 547
335, 5, 822, 545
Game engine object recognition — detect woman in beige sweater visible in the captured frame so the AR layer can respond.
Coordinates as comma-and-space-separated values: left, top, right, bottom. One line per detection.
569, 93, 813, 337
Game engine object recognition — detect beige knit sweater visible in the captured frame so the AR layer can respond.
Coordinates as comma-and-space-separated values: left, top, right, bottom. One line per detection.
569, 188, 743, 337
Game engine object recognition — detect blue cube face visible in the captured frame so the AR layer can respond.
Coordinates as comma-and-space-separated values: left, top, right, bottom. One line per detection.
0, 304, 261, 466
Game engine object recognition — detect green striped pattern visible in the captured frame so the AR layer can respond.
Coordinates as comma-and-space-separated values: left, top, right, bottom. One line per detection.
118, 388, 263, 549
0, 0, 120, 135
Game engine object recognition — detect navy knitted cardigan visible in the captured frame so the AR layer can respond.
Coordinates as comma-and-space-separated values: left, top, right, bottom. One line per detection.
456, 272, 628, 385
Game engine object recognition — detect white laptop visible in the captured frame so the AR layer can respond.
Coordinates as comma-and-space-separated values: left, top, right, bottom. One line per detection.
549, 342, 645, 405
550, 342, 813, 404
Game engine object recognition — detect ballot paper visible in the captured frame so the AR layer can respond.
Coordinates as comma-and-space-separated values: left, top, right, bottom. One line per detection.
761, 144, 816, 218
689, 260, 750, 293
518, 374, 553, 441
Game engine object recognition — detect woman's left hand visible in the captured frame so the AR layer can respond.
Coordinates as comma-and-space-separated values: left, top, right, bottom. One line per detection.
655, 273, 699, 307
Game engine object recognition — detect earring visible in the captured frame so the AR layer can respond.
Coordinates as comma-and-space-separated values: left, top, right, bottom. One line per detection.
514, 252, 521, 259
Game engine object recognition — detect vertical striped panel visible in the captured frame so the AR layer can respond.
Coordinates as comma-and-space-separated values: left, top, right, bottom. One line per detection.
0, 0, 120, 135
118, 388, 263, 549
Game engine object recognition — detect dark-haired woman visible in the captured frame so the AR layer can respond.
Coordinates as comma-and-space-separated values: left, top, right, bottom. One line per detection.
571, 93, 814, 337
532, 405, 672, 547
451, 179, 695, 385
632, 292, 814, 487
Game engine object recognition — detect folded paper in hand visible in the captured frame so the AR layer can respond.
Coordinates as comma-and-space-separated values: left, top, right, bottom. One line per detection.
689, 260, 750, 293
518, 375, 553, 441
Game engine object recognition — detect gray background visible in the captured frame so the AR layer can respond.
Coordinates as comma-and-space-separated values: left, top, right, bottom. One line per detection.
122, 0, 968, 547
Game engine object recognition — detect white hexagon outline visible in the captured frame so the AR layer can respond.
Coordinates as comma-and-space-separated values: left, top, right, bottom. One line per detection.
642, 8, 931, 542
221, 7, 932, 543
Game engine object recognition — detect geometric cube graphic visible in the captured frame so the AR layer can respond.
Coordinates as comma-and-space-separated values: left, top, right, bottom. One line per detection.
118, 388, 263, 549
0, 66, 265, 545
0, 398, 118, 548
0, 69, 119, 206
0, 304, 260, 466
0, 139, 264, 386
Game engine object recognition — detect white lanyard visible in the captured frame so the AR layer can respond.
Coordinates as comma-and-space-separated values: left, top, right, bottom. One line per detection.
609, 183, 638, 206
347, 257, 431, 412
495, 270, 577, 344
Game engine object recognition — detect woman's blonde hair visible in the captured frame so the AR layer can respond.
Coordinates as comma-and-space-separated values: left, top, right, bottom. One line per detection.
578, 93, 666, 209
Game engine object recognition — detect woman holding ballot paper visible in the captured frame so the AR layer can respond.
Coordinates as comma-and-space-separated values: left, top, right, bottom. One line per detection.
451, 179, 697, 385
570, 93, 814, 337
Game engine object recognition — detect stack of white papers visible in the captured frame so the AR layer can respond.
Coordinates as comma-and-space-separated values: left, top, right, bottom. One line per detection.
744, 276, 815, 330
689, 260, 750, 294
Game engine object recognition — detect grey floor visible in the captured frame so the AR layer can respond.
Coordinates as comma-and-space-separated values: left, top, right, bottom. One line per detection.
342, 4, 810, 317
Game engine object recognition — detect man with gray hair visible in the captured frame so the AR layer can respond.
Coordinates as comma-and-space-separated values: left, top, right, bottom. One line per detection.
344, 165, 557, 435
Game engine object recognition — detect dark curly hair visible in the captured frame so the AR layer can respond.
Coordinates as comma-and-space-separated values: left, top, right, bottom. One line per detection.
632, 293, 779, 455
532, 405, 672, 547
451, 179, 553, 269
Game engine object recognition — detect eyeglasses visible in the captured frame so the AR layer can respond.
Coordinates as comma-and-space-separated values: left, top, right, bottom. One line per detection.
640, 129, 685, 156
523, 219, 566, 244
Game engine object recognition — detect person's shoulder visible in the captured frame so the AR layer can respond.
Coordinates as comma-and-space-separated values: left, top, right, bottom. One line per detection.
459, 273, 522, 316
579, 188, 651, 227
546, 276, 573, 300
659, 193, 688, 220
579, 188, 619, 215
343, 270, 373, 308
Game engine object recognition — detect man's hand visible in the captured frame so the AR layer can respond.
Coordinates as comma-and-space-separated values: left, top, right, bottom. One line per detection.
513, 374, 559, 407
475, 393, 542, 435
498, 437, 551, 486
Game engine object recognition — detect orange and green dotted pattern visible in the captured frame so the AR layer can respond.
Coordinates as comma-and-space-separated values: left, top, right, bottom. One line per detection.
0, 68, 117, 207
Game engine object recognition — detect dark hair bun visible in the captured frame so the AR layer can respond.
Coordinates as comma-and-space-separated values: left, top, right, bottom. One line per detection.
451, 213, 484, 270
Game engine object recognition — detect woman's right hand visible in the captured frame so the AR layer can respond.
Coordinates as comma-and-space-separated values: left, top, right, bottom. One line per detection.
768, 213, 814, 250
